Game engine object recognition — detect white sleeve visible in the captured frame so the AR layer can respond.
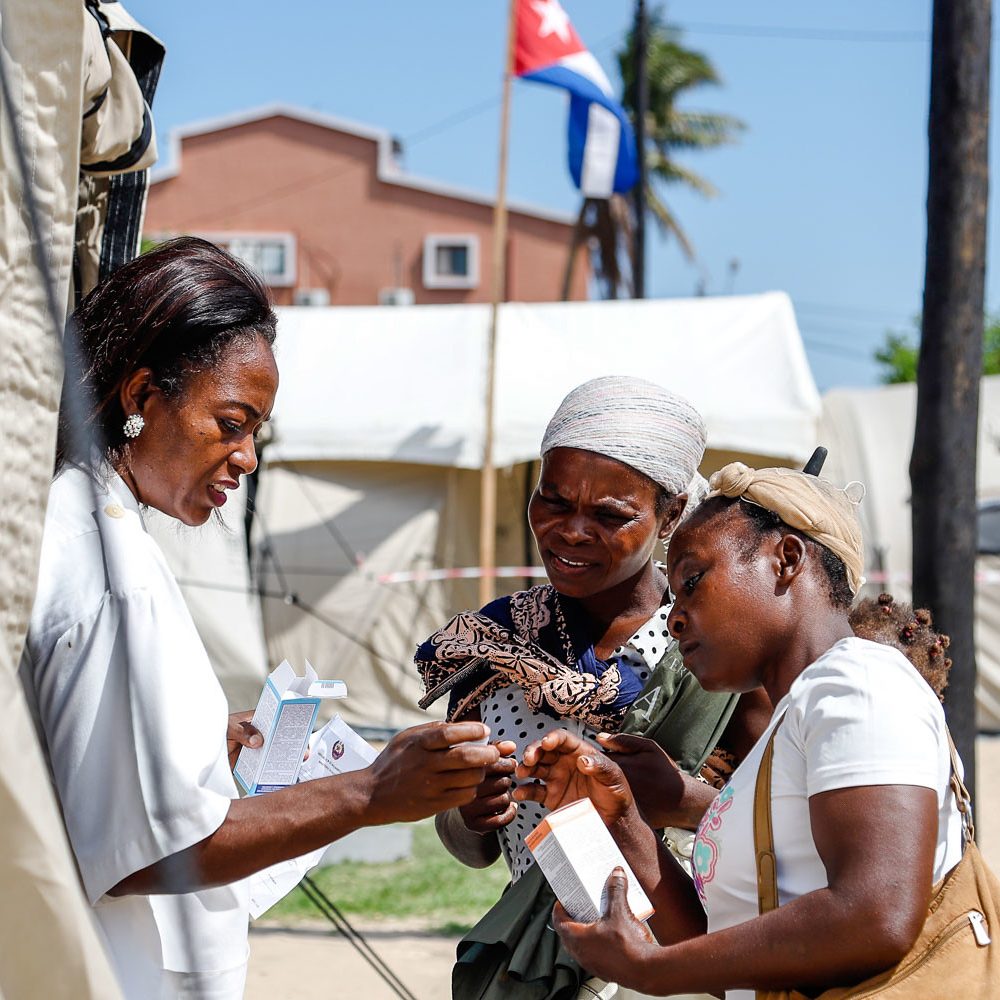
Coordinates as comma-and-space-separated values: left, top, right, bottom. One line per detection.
789, 646, 944, 799
35, 588, 234, 904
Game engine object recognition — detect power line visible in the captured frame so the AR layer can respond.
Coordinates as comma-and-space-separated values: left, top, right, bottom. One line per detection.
799, 334, 877, 363
404, 94, 500, 147
678, 21, 928, 44
799, 318, 887, 339
794, 299, 915, 323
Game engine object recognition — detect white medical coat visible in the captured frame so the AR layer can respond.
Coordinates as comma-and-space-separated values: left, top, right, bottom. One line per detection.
19, 465, 249, 998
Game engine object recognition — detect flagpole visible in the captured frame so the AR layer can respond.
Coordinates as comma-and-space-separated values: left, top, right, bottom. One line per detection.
479, 0, 517, 608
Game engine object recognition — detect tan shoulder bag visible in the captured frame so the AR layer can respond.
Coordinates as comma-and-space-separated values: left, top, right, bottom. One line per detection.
753, 719, 1000, 999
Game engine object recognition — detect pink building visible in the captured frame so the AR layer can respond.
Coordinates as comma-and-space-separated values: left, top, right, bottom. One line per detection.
145, 104, 588, 306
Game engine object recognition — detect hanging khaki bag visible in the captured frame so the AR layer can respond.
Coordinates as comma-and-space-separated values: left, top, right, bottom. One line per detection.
753, 720, 1000, 999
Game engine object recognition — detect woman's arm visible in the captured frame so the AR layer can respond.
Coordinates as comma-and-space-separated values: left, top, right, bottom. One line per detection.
599, 732, 719, 830
515, 730, 707, 944
111, 721, 499, 895
604, 687, 773, 831
554, 783, 938, 997
432, 706, 518, 869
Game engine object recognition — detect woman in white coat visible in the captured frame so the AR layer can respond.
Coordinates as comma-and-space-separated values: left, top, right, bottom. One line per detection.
20, 237, 498, 999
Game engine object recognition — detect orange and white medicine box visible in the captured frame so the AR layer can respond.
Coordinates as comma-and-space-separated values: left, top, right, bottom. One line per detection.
525, 797, 654, 923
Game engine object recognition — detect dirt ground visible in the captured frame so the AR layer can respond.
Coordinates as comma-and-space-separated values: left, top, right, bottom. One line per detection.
246, 735, 1000, 1000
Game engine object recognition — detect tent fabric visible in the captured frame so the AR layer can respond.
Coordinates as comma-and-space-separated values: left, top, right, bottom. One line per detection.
254, 461, 539, 731
245, 295, 821, 732
819, 377, 1000, 729
0, 0, 123, 994
267, 293, 821, 469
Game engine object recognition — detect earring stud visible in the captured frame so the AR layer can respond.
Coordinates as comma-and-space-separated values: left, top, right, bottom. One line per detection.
123, 413, 145, 439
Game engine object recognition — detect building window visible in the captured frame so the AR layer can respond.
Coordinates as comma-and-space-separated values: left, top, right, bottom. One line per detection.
193, 232, 297, 287
423, 234, 479, 290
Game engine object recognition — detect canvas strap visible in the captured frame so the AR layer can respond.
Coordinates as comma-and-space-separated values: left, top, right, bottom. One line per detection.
752, 717, 974, 918
753, 713, 786, 915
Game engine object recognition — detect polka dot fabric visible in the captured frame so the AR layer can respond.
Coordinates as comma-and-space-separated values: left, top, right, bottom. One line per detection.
487, 603, 671, 882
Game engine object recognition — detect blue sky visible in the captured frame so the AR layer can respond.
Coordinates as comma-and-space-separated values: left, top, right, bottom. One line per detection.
126, 1, 993, 391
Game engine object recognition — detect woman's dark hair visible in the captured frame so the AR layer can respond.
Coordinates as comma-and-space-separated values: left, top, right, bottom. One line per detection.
693, 494, 855, 609
57, 236, 277, 470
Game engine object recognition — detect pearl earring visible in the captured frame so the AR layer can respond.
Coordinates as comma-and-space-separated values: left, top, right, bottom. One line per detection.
123, 414, 145, 439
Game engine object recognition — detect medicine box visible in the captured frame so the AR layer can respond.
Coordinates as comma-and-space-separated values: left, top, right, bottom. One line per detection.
526, 796, 654, 923
234, 660, 347, 795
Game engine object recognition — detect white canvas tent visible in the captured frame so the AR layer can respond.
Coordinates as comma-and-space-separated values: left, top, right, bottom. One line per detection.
1, 2, 124, 994
820, 377, 1000, 729
251, 293, 822, 731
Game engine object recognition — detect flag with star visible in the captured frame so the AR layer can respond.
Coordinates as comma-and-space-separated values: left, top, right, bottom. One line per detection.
515, 0, 639, 198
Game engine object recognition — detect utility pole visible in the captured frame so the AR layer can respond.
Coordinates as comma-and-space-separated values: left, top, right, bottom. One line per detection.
911, 0, 991, 795
633, 0, 648, 298
479, 0, 517, 608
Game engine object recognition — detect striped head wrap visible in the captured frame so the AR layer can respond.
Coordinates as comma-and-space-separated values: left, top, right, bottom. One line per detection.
540, 376, 707, 497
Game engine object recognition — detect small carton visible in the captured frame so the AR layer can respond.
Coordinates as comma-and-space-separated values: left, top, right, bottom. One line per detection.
246, 714, 377, 919
299, 714, 379, 781
234, 660, 348, 795
525, 797, 654, 923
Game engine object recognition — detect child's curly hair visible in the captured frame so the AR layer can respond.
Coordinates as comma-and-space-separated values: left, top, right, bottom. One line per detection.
849, 593, 952, 701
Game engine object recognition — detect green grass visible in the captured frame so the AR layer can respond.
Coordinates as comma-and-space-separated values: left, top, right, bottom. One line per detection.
258, 819, 511, 933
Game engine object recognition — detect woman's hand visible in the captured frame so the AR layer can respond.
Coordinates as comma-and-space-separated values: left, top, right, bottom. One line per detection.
552, 867, 658, 989
598, 733, 717, 830
363, 721, 500, 824
458, 739, 519, 834
513, 729, 635, 826
227, 710, 263, 770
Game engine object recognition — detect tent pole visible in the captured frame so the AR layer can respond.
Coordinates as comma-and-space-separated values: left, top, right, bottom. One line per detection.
480, 0, 516, 608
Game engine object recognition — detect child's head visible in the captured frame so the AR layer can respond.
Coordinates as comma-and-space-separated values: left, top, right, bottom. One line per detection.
849, 593, 952, 700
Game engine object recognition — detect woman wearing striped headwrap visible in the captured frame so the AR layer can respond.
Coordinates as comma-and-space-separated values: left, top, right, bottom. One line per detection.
415, 377, 769, 1000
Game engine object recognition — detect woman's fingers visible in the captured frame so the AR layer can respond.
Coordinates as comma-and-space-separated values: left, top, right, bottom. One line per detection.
596, 732, 656, 755
600, 868, 656, 943
227, 713, 263, 749
602, 866, 631, 918
551, 900, 581, 935
487, 754, 517, 774
576, 750, 627, 787
472, 801, 518, 830
521, 728, 590, 766
512, 780, 546, 804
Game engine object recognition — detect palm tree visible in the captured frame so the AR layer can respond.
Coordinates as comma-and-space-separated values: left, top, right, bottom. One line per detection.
563, 8, 744, 299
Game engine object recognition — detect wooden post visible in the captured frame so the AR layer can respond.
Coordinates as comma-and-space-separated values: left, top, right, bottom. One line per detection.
911, 0, 991, 796
479, 0, 517, 608
633, 0, 648, 298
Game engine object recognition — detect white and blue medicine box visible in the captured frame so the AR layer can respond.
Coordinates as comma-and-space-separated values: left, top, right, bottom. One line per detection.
234, 660, 348, 795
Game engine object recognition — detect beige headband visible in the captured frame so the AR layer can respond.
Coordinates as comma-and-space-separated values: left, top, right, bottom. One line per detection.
708, 462, 866, 594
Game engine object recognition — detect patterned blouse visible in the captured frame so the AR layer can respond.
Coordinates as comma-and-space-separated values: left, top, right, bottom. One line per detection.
480, 606, 672, 882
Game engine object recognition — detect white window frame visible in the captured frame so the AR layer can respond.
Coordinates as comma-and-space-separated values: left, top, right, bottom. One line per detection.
422, 233, 479, 290
195, 231, 298, 287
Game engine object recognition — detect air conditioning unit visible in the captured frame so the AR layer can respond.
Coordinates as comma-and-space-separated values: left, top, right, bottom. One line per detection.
293, 288, 330, 307
378, 286, 415, 307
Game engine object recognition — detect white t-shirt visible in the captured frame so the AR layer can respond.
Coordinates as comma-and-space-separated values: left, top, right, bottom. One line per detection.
691, 637, 964, 1000
481, 606, 669, 881
19, 466, 249, 999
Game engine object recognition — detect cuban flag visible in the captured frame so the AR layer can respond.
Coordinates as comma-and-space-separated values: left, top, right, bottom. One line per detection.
515, 0, 639, 198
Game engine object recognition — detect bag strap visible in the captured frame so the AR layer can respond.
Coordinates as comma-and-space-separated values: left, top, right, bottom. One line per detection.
752, 716, 976, 922
753, 713, 786, 916
945, 728, 976, 845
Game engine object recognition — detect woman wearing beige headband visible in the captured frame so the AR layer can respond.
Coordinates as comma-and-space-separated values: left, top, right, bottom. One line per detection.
516, 463, 968, 1000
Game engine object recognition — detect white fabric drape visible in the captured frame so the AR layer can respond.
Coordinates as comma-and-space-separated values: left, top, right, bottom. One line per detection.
0, 1, 122, 994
